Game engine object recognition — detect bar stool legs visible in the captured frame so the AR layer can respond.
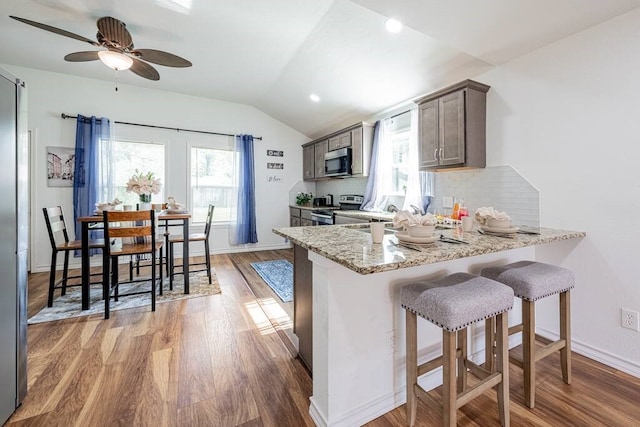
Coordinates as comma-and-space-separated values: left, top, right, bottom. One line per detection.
481, 261, 574, 409
405, 311, 418, 427
405, 310, 510, 427
401, 273, 514, 426
496, 313, 510, 427
560, 291, 572, 385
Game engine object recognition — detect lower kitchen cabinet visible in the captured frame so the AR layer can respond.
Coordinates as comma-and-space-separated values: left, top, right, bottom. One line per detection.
289, 207, 313, 226
293, 244, 312, 372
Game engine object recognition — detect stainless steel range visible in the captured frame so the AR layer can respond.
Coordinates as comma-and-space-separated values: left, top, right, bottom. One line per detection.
309, 195, 364, 225
339, 194, 364, 210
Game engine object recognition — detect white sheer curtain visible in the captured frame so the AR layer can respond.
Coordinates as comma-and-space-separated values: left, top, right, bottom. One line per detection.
361, 118, 392, 212
363, 109, 434, 214
401, 109, 435, 213
98, 121, 117, 203
401, 109, 422, 211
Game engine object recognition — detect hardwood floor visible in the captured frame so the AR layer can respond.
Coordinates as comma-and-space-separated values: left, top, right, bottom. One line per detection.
228, 251, 297, 358
10, 250, 640, 426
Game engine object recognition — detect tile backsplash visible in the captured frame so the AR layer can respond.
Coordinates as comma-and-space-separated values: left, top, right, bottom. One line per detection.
301, 166, 539, 227
429, 166, 540, 227
316, 177, 368, 205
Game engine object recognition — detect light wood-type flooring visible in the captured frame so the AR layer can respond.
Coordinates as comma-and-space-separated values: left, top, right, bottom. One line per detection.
8, 249, 640, 426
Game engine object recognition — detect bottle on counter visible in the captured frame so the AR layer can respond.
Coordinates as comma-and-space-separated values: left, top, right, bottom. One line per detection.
452, 198, 461, 220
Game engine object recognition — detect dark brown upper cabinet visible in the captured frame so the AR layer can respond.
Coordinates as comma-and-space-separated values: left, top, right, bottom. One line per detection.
302, 122, 373, 181
415, 79, 490, 171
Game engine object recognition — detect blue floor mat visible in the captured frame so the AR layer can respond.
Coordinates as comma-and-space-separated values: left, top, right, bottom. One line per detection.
250, 260, 293, 303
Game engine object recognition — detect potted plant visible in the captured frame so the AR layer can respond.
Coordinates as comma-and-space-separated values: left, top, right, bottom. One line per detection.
296, 192, 313, 206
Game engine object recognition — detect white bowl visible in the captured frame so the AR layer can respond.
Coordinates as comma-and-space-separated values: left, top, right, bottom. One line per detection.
95, 203, 113, 212
407, 224, 435, 238
487, 218, 512, 229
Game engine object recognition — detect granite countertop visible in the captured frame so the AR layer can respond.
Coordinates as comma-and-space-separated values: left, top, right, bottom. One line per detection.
289, 205, 394, 221
333, 210, 396, 221
272, 225, 586, 275
290, 205, 341, 211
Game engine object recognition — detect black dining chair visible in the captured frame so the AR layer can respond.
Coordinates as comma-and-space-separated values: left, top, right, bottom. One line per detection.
43, 206, 104, 307
168, 204, 214, 288
102, 210, 164, 319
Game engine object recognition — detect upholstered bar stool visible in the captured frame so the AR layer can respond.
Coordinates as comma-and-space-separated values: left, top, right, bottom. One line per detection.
401, 273, 514, 427
481, 261, 575, 409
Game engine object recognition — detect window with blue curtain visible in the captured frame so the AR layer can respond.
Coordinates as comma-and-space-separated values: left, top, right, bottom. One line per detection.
73, 115, 110, 254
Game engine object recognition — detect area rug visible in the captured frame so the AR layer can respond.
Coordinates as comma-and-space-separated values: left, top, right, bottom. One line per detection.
250, 260, 293, 302
28, 270, 221, 324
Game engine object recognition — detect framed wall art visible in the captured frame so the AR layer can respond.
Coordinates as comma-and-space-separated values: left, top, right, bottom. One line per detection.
47, 146, 75, 187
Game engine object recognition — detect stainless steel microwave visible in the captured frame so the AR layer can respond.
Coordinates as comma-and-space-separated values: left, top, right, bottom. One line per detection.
324, 147, 352, 177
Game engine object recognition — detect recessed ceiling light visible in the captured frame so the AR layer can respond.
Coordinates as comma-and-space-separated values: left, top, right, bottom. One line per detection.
385, 18, 402, 33
310, 94, 320, 102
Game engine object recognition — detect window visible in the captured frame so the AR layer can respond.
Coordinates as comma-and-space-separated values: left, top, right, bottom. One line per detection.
390, 129, 411, 194
100, 140, 165, 206
387, 111, 412, 195
190, 146, 235, 223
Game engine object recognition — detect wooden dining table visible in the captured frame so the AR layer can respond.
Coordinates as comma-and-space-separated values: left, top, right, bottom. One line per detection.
77, 211, 192, 310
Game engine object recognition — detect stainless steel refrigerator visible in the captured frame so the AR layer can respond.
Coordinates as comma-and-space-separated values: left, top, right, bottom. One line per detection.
0, 66, 28, 423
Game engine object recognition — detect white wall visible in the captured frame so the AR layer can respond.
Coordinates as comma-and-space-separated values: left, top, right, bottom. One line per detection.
1, 65, 309, 273
478, 9, 640, 374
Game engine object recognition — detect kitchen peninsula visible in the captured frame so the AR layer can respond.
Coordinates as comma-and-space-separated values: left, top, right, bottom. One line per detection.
272, 224, 585, 427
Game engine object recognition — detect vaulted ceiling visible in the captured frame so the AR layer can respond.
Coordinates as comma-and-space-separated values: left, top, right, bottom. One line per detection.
2, 0, 639, 139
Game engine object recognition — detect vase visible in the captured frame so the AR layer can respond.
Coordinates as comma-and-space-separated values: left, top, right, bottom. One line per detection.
139, 194, 152, 210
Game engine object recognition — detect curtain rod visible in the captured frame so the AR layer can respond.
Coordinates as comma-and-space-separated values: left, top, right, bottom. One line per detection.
389, 109, 413, 120
60, 113, 262, 140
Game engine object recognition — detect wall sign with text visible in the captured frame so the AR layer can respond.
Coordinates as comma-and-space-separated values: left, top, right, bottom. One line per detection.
266, 149, 284, 182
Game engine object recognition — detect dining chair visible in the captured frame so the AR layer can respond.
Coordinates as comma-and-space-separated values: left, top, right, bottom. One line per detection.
102, 210, 164, 319
43, 206, 104, 307
129, 203, 169, 279
168, 204, 214, 288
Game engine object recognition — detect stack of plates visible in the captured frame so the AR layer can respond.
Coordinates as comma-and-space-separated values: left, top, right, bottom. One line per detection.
396, 231, 437, 244
479, 225, 519, 236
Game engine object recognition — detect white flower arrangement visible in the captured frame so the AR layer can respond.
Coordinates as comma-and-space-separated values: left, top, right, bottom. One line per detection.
126, 170, 162, 202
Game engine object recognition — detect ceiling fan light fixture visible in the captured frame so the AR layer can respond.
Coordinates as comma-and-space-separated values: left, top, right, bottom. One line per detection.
98, 50, 133, 71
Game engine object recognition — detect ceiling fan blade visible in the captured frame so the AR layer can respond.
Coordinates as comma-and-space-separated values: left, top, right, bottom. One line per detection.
130, 57, 160, 81
132, 49, 192, 67
97, 16, 133, 49
64, 51, 100, 62
10, 16, 98, 46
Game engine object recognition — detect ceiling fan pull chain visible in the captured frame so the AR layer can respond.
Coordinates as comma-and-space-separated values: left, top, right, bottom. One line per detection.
114, 69, 119, 92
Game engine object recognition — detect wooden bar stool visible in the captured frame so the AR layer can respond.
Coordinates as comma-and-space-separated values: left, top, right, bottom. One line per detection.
401, 273, 514, 427
481, 261, 575, 409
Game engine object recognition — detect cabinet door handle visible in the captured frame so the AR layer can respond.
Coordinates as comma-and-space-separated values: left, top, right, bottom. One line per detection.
439, 148, 444, 161
434, 148, 438, 160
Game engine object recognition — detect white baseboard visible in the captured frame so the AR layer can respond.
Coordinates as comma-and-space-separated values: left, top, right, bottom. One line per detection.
537, 327, 640, 379
309, 387, 407, 427
309, 397, 327, 427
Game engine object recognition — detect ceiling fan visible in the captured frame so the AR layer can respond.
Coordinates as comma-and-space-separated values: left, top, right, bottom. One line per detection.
10, 15, 192, 81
